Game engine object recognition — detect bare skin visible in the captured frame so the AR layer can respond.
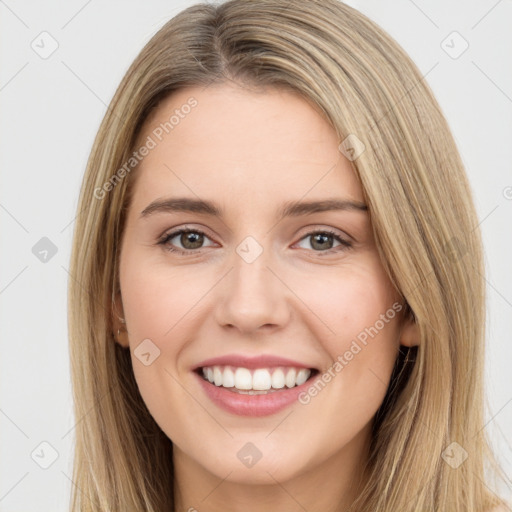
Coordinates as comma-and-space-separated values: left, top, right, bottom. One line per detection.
113, 82, 419, 512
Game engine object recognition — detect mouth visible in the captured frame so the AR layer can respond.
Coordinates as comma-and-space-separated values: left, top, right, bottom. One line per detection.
194, 365, 320, 395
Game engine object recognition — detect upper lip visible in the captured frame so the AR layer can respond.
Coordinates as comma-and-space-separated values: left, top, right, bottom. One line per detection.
192, 354, 316, 371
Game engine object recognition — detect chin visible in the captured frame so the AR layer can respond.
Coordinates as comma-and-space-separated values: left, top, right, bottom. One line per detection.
199, 441, 312, 484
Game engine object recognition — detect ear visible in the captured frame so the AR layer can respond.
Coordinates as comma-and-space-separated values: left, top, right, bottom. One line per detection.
112, 290, 129, 348
398, 305, 420, 347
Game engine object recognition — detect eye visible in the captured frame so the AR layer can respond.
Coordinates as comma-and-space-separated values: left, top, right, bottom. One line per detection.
157, 228, 216, 254
157, 227, 352, 256
295, 229, 352, 254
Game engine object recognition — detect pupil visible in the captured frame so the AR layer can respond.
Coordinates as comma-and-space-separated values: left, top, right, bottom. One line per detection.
182, 232, 203, 249
312, 233, 332, 250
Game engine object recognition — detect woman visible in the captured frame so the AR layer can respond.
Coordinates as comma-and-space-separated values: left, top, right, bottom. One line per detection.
67, 0, 510, 510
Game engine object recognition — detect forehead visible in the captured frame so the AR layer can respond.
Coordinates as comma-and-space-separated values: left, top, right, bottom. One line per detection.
130, 84, 363, 207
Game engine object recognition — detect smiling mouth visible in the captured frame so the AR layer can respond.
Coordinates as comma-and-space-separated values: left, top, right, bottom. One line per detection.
195, 365, 319, 394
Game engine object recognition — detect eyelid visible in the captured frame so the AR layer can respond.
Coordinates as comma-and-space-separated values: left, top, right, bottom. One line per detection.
295, 224, 353, 243
157, 223, 215, 241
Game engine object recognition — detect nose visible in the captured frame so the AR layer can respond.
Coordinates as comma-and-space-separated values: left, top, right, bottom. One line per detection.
214, 247, 291, 335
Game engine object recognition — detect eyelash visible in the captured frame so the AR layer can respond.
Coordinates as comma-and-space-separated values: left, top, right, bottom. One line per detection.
156, 227, 353, 256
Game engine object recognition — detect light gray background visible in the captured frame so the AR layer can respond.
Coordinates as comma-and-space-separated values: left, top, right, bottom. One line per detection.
1, 1, 511, 510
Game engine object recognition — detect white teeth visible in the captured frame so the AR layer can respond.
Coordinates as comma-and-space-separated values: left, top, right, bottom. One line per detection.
252, 369, 272, 391
285, 368, 296, 388
271, 369, 285, 389
201, 365, 312, 391
213, 366, 223, 386
296, 368, 310, 386
222, 367, 235, 388
234, 367, 252, 390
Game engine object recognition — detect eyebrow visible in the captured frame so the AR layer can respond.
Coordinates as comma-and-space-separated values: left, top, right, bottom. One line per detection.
140, 197, 368, 220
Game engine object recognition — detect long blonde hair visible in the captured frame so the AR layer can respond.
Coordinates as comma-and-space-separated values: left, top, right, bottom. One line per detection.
67, 1, 509, 510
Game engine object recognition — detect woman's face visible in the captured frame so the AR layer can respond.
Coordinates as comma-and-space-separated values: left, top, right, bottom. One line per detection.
116, 83, 417, 488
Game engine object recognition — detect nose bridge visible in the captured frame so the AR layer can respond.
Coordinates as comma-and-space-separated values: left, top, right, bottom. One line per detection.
231, 237, 277, 308
233, 243, 271, 295
214, 235, 290, 332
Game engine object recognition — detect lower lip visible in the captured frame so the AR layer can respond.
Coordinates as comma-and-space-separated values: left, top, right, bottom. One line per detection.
194, 370, 318, 417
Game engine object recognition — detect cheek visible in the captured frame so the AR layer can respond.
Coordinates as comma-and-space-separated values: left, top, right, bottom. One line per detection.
291, 261, 400, 349
119, 259, 215, 433
120, 259, 208, 345
293, 262, 401, 406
